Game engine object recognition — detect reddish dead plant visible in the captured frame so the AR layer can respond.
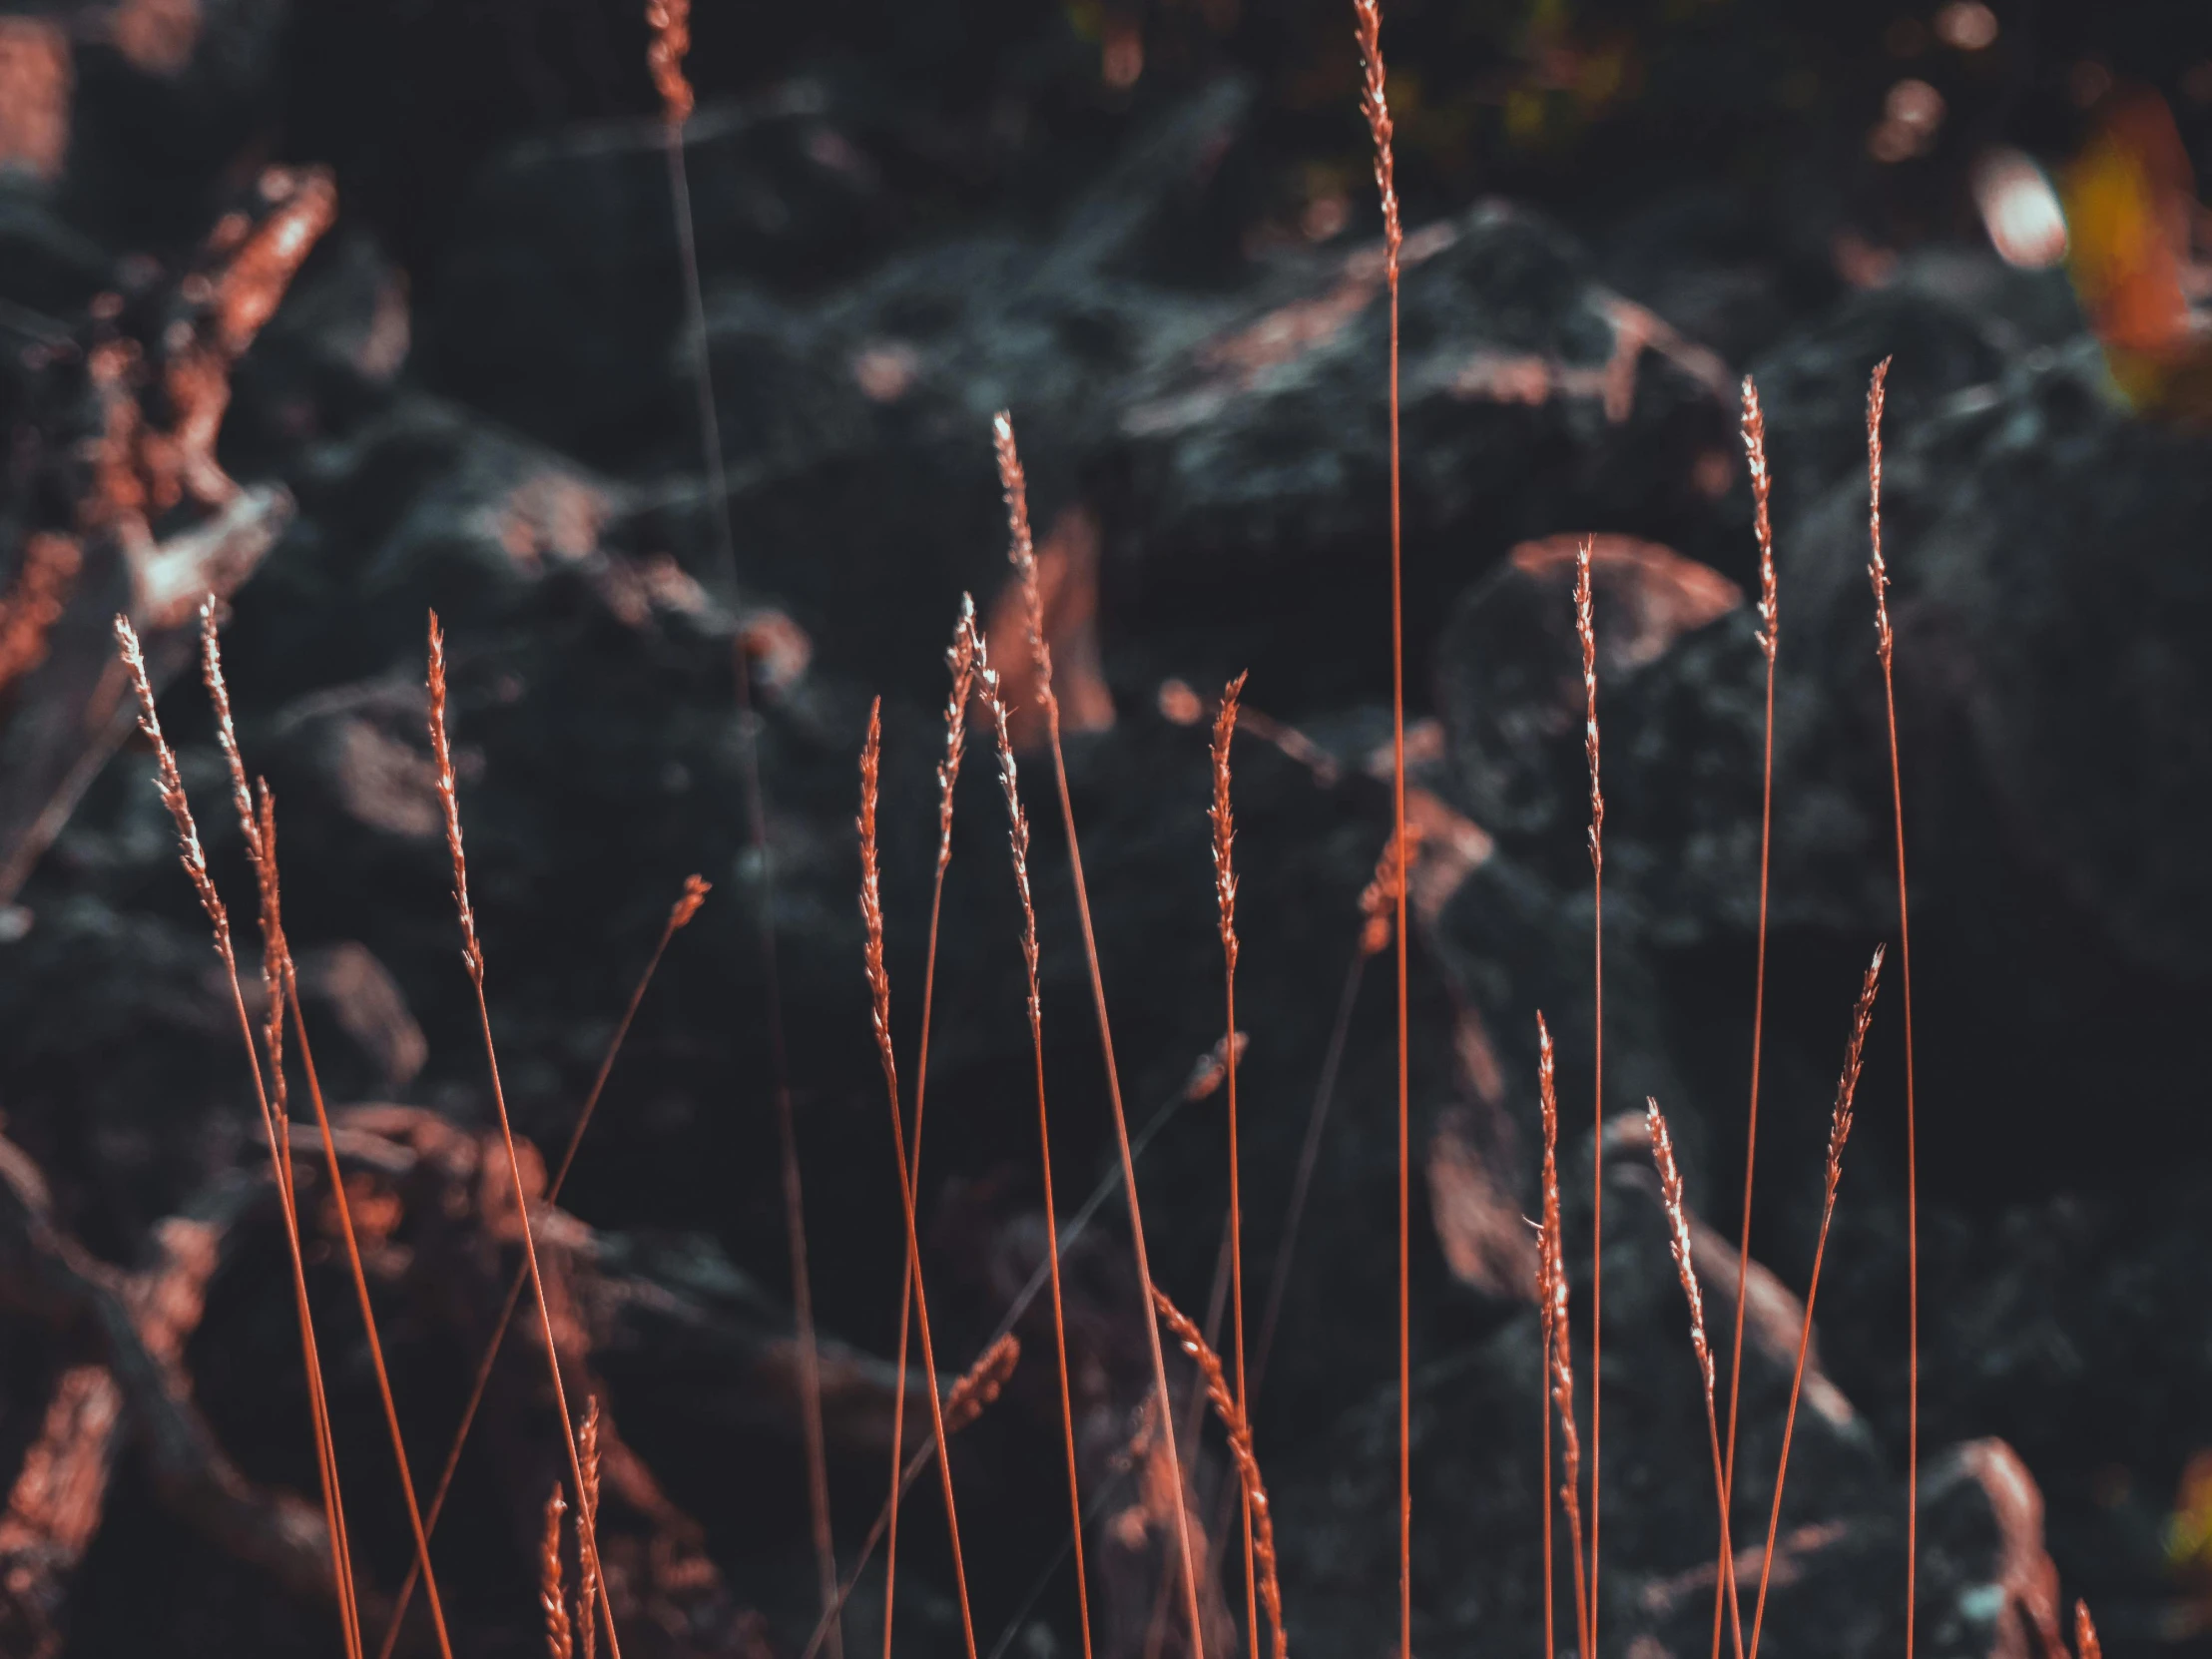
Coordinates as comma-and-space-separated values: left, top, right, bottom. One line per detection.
1746, 948, 1886, 1659
216, 609, 462, 1659
378, 873, 708, 1659
1865, 356, 1924, 1659
644, 0, 692, 127
118, 613, 362, 1659
858, 699, 982, 1659
795, 1335, 1023, 1659
1716, 374, 1779, 1659
428, 611, 620, 1659
1350, 2, 1412, 1649
1572, 534, 1606, 1650
577, 1399, 603, 1659
542, 1487, 575, 1659
974, 623, 1098, 1659
643, 0, 840, 1632
880, 599, 986, 1659
1537, 1014, 1590, 1659
1208, 670, 1263, 1659
1151, 1288, 1287, 1659
198, 604, 364, 1655
1644, 1100, 1745, 1659
992, 409, 1206, 1657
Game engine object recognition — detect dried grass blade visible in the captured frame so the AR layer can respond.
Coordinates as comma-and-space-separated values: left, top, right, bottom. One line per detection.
1151, 1288, 1288, 1659
858, 699, 982, 1659
1865, 355, 1922, 1659
1746, 949, 1884, 1659
881, 598, 983, 1659
992, 408, 1207, 1659
121, 614, 363, 1659
1716, 375, 1779, 1659
1572, 535, 1606, 1650
1645, 1100, 1745, 1659
376, 874, 706, 1659
1350, 5, 1410, 1649
429, 610, 621, 1659
1538, 1014, 1590, 1659
977, 620, 1098, 1659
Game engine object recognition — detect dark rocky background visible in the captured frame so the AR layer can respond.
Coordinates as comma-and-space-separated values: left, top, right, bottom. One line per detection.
2, 0, 2211, 1656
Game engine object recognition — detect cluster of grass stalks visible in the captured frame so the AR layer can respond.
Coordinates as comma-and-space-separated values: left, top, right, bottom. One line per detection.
102, 3, 2119, 1658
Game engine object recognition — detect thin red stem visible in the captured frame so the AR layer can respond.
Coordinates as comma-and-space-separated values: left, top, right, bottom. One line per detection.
1882, 667, 1919, 1659
882, 864, 951, 1659
1745, 1207, 1836, 1659
1541, 1290, 1556, 1659
375, 887, 698, 1659
283, 972, 457, 1659
1715, 641, 1776, 1659
1387, 234, 1412, 1659
1045, 706, 1209, 1659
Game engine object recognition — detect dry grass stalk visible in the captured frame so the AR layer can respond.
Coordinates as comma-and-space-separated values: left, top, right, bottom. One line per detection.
577, 1399, 603, 1659
119, 614, 363, 1659
202, 609, 366, 1659
1715, 374, 1779, 1659
1537, 1014, 1590, 1659
1358, 822, 1423, 958
795, 1336, 1023, 1659
881, 598, 985, 1659
974, 621, 1099, 1659
429, 610, 620, 1659
942, 1334, 1022, 1436
1867, 358, 1894, 669
1351, 0, 1401, 278
1862, 354, 1923, 1659
1150, 1288, 1287, 1659
1744, 379, 1776, 663
1349, 9, 1411, 1641
1747, 948, 1885, 1659
991, 408, 1207, 1659
543, 1488, 575, 1659
2074, 1601, 2100, 1659
376, 874, 708, 1659
857, 699, 982, 1659
640, 0, 835, 1626
644, 0, 692, 127
263, 781, 461, 1659
1207, 671, 1263, 1659
1645, 1100, 1746, 1659
1572, 533, 1606, 1649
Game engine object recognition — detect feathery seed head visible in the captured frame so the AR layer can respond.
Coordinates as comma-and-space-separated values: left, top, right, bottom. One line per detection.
943, 1333, 1021, 1434
199, 596, 265, 869
541, 1486, 574, 1659
671, 873, 711, 930
645, 0, 693, 127
936, 594, 980, 868
979, 652, 1044, 1028
1573, 539, 1604, 872
991, 412, 1055, 703
1645, 1098, 1713, 1394
115, 614, 227, 937
1827, 945, 1886, 1194
1352, 0, 1400, 279
857, 699, 896, 1095
426, 610, 482, 983
1867, 357, 1894, 666
1209, 674, 1246, 972
1151, 1288, 1288, 1659
1741, 376, 1777, 661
